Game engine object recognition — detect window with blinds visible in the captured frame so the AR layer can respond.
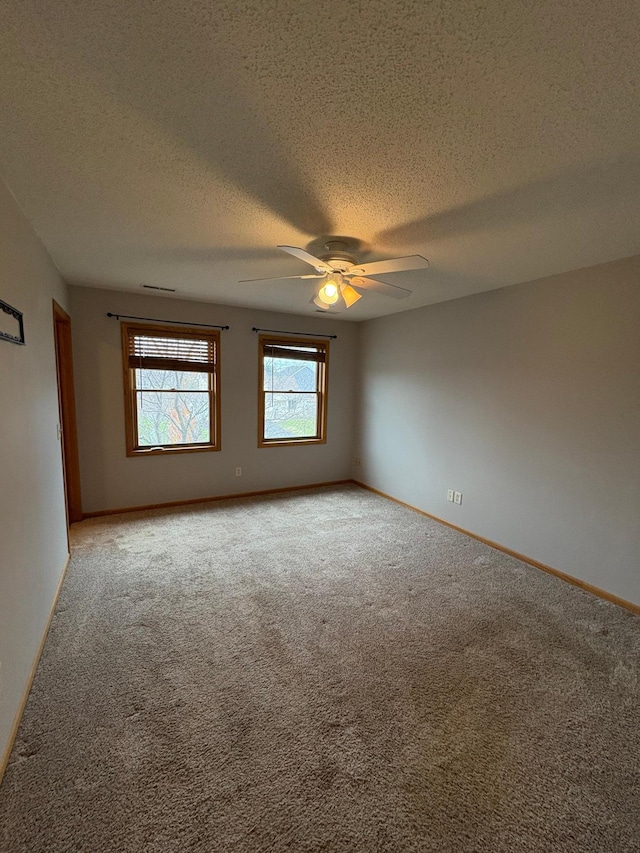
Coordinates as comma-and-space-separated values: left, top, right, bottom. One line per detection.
121, 323, 221, 455
258, 336, 329, 447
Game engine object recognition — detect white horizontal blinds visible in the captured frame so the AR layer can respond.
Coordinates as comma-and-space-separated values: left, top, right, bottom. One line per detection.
127, 328, 217, 372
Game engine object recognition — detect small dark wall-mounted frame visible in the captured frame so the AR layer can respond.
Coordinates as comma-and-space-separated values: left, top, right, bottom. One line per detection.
0, 299, 25, 345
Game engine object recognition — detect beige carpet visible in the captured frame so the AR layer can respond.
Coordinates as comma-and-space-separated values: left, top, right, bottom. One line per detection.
1, 485, 639, 852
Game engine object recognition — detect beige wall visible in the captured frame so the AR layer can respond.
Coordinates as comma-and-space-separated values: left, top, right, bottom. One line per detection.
0, 179, 69, 763
357, 255, 640, 606
69, 286, 359, 512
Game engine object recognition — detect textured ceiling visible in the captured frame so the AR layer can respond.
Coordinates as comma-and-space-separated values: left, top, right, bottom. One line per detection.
1, 0, 640, 321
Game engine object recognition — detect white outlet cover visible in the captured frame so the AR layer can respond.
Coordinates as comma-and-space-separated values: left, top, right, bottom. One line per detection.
454, 491, 462, 505
447, 489, 454, 502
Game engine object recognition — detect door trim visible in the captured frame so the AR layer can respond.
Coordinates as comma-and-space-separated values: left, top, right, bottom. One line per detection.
52, 301, 82, 525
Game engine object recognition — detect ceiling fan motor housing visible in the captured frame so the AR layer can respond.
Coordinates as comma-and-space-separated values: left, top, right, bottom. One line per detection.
319, 240, 359, 272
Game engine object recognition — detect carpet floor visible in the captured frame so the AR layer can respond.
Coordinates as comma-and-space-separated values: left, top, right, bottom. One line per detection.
1, 485, 639, 852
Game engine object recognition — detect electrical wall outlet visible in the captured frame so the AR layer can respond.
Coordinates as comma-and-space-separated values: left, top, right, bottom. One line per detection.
447, 489, 454, 502
354, 457, 362, 466
235, 467, 242, 477
454, 491, 462, 505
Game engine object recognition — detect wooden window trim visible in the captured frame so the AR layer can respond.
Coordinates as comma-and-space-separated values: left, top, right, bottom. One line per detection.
121, 322, 221, 457
258, 334, 329, 448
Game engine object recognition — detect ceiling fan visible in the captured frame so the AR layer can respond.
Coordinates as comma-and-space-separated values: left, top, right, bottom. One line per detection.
240, 240, 429, 311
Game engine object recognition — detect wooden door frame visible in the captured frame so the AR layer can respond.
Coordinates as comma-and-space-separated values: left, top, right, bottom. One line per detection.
52, 301, 82, 525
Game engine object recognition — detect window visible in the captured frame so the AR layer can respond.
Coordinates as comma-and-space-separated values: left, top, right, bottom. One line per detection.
258, 335, 328, 447
121, 323, 221, 456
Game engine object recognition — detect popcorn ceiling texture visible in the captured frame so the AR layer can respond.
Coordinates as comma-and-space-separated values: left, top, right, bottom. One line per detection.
1, 486, 639, 851
1, 0, 640, 318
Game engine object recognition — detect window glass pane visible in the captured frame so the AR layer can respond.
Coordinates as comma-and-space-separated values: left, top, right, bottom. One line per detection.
135, 368, 209, 391
263, 357, 318, 392
136, 391, 210, 446
264, 392, 318, 439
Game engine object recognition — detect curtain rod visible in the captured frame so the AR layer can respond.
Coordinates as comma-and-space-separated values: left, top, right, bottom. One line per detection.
107, 313, 229, 330
252, 326, 337, 339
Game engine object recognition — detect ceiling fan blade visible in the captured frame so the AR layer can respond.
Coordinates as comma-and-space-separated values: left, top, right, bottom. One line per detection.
351, 277, 412, 299
239, 273, 323, 283
348, 255, 429, 277
278, 245, 332, 272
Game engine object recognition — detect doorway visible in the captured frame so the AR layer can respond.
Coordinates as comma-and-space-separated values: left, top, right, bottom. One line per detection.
52, 301, 82, 528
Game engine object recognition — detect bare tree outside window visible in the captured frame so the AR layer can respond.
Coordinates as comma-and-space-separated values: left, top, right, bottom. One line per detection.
121, 324, 220, 456
136, 368, 210, 446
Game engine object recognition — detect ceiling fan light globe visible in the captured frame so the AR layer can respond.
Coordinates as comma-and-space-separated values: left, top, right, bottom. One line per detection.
341, 283, 363, 308
313, 295, 331, 310
317, 281, 340, 305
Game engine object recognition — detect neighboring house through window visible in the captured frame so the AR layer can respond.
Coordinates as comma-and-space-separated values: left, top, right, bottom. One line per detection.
258, 335, 328, 447
121, 322, 221, 455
